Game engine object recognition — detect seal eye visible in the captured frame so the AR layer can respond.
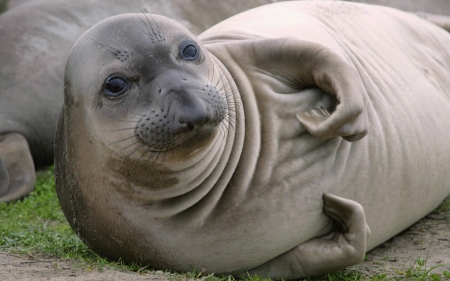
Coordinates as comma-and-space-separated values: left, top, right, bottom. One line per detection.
104, 76, 129, 98
180, 43, 199, 61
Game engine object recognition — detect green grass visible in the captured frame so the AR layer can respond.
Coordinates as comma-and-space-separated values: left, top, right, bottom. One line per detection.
0, 169, 111, 268
436, 196, 450, 213
0, 168, 449, 280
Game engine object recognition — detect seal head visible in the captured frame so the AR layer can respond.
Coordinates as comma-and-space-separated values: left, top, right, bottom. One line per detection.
87, 14, 228, 153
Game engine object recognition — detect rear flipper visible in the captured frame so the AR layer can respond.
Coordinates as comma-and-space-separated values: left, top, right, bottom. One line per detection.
0, 133, 36, 203
417, 13, 450, 33
240, 193, 371, 279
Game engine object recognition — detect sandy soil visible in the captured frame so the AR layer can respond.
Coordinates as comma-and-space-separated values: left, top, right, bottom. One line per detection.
351, 196, 450, 278
1, 197, 449, 281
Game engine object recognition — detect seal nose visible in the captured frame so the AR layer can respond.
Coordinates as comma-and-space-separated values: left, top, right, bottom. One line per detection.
173, 92, 211, 133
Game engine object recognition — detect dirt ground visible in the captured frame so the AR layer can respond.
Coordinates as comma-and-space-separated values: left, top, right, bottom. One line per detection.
1, 197, 449, 281
351, 196, 450, 278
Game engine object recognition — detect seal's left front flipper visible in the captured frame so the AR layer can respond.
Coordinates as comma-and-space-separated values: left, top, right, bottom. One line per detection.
236, 38, 369, 142
0, 133, 36, 203
240, 193, 370, 279
287, 39, 369, 142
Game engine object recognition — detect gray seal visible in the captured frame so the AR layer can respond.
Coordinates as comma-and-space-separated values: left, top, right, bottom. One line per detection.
55, 1, 450, 279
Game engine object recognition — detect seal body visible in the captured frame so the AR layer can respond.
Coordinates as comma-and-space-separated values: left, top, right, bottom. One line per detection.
55, 1, 450, 279
0, 0, 282, 202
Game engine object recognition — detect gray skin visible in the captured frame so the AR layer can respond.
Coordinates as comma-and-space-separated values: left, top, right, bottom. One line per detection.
0, 0, 284, 202
351, 0, 450, 31
349, 0, 450, 15
2, 0, 450, 203
55, 1, 450, 279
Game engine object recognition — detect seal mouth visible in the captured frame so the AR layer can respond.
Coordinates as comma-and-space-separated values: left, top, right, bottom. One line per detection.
135, 109, 178, 152
134, 108, 221, 152
133, 84, 228, 152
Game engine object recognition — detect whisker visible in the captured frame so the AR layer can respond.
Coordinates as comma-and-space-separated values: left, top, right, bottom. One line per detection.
145, 14, 164, 42
119, 139, 141, 152
219, 85, 238, 95
145, 149, 155, 163
117, 120, 140, 123
140, 148, 148, 158
219, 122, 229, 138
219, 82, 238, 92
221, 89, 238, 96
226, 108, 238, 115
210, 64, 216, 86
122, 142, 146, 161
138, 12, 156, 42
225, 111, 238, 119
108, 134, 137, 145
224, 119, 236, 130
102, 127, 137, 133
88, 37, 121, 56
179, 87, 212, 91
152, 14, 165, 41
214, 72, 225, 88
224, 112, 237, 127
152, 150, 162, 164
137, 26, 153, 41
129, 112, 146, 117
160, 149, 168, 163
219, 121, 227, 136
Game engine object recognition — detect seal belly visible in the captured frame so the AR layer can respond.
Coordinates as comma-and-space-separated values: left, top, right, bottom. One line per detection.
321, 5, 450, 248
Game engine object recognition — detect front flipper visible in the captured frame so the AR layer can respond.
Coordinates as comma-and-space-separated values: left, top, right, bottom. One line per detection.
279, 39, 369, 142
0, 133, 36, 203
241, 193, 370, 279
214, 38, 369, 142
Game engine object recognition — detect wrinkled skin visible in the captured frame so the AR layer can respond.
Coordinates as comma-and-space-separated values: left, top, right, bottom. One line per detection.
0, 0, 285, 202
349, 0, 450, 15
55, 1, 450, 279
351, 0, 450, 31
